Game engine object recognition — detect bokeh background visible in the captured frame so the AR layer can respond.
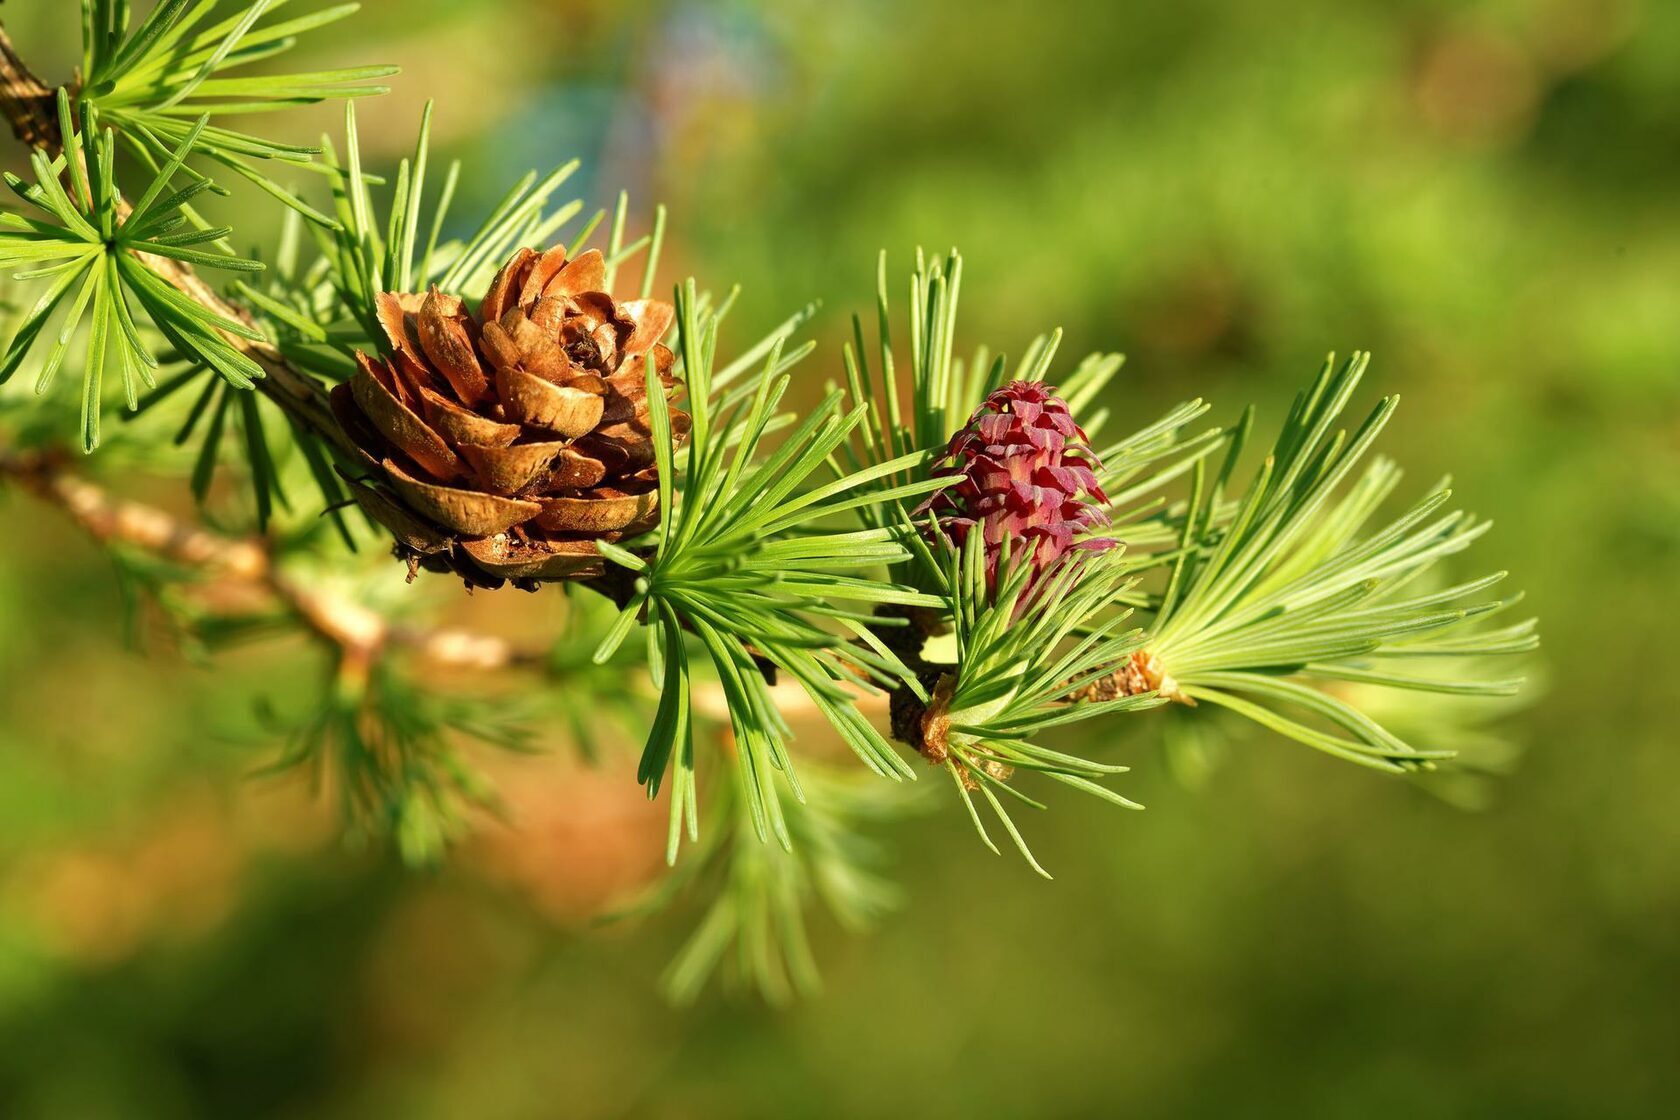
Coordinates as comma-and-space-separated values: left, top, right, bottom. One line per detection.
1, 0, 1677, 1116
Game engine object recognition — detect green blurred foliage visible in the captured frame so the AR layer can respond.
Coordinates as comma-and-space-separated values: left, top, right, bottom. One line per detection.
0, 0, 1676, 1116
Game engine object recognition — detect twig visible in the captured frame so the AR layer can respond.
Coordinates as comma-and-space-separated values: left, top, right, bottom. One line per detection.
0, 17, 55, 150
0, 444, 544, 670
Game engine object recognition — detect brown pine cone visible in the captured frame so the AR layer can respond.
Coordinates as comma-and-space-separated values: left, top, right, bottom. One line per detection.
331, 247, 688, 587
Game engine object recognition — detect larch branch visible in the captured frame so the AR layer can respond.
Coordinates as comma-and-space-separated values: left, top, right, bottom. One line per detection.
0, 444, 544, 671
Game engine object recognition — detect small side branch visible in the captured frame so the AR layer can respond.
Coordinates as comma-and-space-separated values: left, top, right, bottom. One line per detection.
0, 20, 359, 460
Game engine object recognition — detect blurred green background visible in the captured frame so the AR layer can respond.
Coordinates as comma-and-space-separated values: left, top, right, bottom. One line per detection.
1, 0, 1677, 1116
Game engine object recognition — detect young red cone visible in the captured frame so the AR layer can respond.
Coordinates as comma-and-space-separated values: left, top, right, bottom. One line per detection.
921, 380, 1114, 599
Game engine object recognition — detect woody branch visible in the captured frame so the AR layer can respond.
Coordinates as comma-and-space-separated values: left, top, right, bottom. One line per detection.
0, 442, 542, 670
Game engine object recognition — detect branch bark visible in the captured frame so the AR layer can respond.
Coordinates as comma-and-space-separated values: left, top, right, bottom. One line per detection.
0, 444, 544, 670
0, 19, 54, 149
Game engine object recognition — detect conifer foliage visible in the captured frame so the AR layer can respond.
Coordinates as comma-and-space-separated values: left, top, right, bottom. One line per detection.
0, 3, 1537, 1002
